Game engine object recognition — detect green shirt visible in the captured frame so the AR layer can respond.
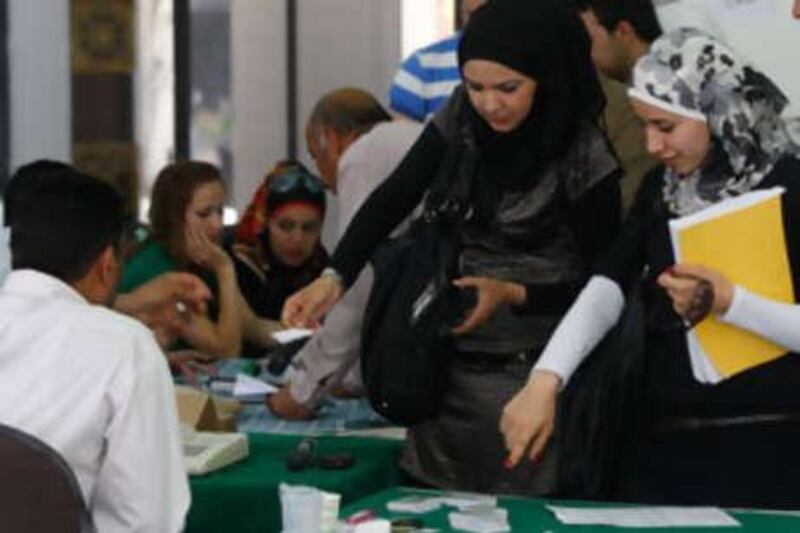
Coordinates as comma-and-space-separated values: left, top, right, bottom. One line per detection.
119, 240, 177, 293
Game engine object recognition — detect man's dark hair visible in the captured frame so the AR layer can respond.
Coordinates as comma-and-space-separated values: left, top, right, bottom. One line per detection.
4, 160, 74, 227
572, 0, 662, 43
10, 167, 126, 283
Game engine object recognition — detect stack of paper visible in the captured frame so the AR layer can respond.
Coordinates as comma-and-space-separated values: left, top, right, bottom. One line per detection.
182, 427, 249, 475
669, 187, 795, 383
449, 506, 510, 532
386, 495, 442, 514
547, 505, 740, 528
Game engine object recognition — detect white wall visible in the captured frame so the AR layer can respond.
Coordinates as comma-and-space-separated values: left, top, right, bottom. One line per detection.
8, 0, 71, 171
230, 0, 288, 210
135, 0, 175, 203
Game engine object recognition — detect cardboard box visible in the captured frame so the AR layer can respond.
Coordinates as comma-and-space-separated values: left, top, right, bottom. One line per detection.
175, 385, 241, 432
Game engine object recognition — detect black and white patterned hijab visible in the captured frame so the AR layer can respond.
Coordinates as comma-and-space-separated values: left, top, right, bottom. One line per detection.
629, 28, 800, 216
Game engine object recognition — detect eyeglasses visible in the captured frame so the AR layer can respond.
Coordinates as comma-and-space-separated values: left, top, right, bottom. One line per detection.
269, 168, 325, 195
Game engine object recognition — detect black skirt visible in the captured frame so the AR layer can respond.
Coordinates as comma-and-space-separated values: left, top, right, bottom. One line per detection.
616, 420, 800, 509
399, 353, 558, 495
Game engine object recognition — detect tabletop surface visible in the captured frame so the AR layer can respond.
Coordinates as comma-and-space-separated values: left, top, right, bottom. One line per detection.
342, 487, 800, 532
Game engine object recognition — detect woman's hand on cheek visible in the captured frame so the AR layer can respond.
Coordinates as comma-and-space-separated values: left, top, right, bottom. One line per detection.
451, 277, 526, 336
185, 229, 231, 273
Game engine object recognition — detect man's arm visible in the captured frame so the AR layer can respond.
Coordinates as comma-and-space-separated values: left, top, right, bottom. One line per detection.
92, 328, 189, 533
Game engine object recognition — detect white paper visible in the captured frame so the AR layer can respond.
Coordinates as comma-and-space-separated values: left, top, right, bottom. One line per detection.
386, 495, 442, 514
273, 328, 314, 344
449, 506, 510, 533
233, 373, 277, 397
438, 492, 498, 510
547, 505, 740, 528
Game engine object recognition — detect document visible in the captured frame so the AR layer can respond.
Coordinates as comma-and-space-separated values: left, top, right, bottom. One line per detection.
273, 328, 313, 344
547, 505, 740, 528
233, 373, 277, 398
181, 426, 249, 475
669, 187, 794, 383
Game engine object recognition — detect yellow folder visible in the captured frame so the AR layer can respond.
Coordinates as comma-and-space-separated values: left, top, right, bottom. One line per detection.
669, 188, 794, 382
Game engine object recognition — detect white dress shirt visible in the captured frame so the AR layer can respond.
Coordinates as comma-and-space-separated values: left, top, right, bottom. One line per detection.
336, 120, 423, 238
0, 270, 190, 532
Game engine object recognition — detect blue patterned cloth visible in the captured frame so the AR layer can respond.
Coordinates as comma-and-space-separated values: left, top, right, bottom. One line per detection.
197, 359, 390, 436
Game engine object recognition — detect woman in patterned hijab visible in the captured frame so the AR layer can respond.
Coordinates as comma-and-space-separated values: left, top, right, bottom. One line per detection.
501, 28, 800, 507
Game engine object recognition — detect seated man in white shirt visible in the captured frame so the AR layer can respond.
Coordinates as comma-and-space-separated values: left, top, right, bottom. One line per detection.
0, 169, 189, 532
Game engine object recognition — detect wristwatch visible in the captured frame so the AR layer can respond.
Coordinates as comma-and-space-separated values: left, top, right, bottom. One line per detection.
321, 267, 343, 286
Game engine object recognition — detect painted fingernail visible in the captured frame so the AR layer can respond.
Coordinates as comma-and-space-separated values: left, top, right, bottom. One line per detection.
504, 458, 515, 469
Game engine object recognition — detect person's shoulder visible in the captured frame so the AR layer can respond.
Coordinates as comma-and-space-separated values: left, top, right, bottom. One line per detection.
120, 240, 177, 293
419, 33, 460, 54
71, 304, 156, 346
406, 32, 460, 60
363, 120, 424, 149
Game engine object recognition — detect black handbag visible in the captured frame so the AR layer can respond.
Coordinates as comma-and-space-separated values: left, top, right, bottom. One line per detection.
360, 134, 476, 426
556, 280, 649, 500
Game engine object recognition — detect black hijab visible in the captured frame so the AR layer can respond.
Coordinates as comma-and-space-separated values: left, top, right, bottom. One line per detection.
457, 0, 605, 193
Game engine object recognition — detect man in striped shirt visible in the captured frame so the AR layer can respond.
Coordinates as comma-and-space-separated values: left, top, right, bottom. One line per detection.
389, 0, 486, 122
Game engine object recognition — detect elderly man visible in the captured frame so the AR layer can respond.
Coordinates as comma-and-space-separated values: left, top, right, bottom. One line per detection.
268, 88, 421, 419
0, 168, 188, 531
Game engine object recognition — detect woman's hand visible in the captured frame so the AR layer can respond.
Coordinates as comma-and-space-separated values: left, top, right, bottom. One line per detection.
499, 370, 561, 468
281, 275, 343, 328
185, 229, 232, 274
451, 277, 526, 336
657, 263, 735, 318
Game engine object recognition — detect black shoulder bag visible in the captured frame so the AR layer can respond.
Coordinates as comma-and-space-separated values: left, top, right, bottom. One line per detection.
360, 134, 477, 426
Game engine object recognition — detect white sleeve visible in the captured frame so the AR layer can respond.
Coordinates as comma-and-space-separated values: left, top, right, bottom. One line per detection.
92, 328, 190, 533
720, 285, 800, 352
533, 276, 625, 385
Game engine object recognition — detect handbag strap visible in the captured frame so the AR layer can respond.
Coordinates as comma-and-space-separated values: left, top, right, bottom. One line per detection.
424, 125, 478, 226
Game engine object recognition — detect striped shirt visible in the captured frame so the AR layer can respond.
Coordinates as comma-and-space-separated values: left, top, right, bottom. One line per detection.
389, 33, 462, 122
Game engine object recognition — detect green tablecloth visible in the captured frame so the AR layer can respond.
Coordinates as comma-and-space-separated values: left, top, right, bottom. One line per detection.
187, 433, 402, 533
342, 487, 800, 532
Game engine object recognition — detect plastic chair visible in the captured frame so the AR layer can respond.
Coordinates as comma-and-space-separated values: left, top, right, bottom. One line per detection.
0, 424, 96, 533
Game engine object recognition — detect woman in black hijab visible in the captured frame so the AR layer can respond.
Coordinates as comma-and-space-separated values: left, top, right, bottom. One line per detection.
283, 0, 621, 494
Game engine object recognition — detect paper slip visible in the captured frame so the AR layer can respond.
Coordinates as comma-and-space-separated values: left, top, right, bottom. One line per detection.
273, 328, 313, 344
438, 492, 498, 510
546, 505, 740, 528
233, 373, 277, 397
449, 506, 509, 533
386, 495, 442, 514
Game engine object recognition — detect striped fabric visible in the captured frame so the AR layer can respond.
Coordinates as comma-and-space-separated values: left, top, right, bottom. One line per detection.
389, 33, 462, 122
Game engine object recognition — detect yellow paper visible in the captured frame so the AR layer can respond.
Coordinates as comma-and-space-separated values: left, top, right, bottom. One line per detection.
674, 191, 793, 379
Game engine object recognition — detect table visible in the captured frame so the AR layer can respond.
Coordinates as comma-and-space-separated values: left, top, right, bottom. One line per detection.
186, 433, 402, 533
342, 487, 800, 532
